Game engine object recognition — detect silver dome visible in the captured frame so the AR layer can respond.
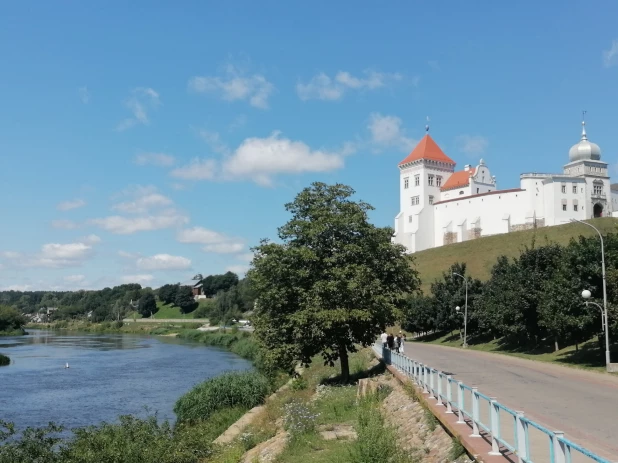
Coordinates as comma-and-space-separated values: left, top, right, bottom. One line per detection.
569, 121, 601, 162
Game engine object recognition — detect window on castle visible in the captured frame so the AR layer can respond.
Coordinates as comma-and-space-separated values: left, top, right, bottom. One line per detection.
572, 185, 577, 194
429, 195, 434, 205
574, 205, 578, 211
428, 175, 434, 186
411, 196, 420, 206
562, 204, 567, 211
414, 175, 420, 186
594, 184, 603, 195
436, 176, 442, 187
561, 184, 566, 194
404, 177, 409, 189
408, 215, 413, 223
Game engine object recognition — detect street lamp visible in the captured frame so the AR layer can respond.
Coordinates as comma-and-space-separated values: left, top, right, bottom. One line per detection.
452, 273, 468, 348
571, 218, 611, 370
582, 289, 607, 343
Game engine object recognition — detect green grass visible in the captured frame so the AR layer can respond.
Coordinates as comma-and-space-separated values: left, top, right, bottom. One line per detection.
0, 354, 9, 366
274, 433, 354, 463
416, 331, 617, 373
413, 217, 618, 291
153, 302, 197, 319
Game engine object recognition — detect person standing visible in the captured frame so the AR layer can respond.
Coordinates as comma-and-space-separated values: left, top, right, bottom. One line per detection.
380, 331, 388, 349
395, 333, 402, 353
400, 333, 406, 354
387, 333, 394, 350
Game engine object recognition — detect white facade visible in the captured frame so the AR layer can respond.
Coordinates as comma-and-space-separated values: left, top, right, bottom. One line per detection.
393, 122, 614, 253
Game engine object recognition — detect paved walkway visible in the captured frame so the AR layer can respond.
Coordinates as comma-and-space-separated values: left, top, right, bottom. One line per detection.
402, 343, 618, 461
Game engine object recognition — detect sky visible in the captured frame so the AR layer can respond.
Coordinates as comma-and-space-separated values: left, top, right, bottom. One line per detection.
1, 0, 618, 291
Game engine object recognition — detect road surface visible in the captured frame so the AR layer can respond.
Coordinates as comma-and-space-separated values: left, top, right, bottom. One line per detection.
404, 343, 618, 460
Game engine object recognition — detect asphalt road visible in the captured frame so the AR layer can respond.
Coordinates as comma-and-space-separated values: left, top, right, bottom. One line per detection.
404, 343, 618, 460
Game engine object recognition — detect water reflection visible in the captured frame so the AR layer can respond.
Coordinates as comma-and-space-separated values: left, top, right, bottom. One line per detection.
0, 330, 252, 430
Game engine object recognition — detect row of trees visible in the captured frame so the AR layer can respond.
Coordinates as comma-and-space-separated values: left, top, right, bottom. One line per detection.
402, 235, 618, 352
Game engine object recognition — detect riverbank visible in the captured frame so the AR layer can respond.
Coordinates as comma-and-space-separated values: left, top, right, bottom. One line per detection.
26, 320, 203, 335
0, 354, 9, 366
0, 328, 26, 336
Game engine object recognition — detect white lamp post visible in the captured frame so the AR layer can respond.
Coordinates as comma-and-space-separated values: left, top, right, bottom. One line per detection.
582, 290, 610, 360
571, 219, 611, 371
453, 292, 468, 349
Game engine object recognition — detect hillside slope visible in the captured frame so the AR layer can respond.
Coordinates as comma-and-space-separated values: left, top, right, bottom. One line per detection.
413, 217, 618, 292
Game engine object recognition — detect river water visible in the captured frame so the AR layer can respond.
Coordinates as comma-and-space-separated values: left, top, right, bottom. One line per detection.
0, 330, 252, 431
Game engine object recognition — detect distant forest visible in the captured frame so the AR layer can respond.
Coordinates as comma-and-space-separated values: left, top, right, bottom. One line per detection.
1, 271, 256, 324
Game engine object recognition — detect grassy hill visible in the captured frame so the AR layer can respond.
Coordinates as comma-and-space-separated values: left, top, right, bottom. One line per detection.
413, 217, 618, 292
153, 302, 196, 319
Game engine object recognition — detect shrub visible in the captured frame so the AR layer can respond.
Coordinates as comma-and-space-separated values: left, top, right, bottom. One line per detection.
174, 371, 270, 424
289, 376, 308, 391
0, 354, 9, 366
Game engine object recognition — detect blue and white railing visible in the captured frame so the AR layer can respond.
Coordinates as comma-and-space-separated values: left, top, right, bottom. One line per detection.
373, 342, 613, 463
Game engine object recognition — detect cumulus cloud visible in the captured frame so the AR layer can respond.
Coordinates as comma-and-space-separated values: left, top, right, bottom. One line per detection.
90, 213, 188, 235
51, 219, 80, 229
0, 236, 100, 269
134, 152, 176, 167
603, 39, 618, 68
57, 199, 86, 211
136, 253, 192, 271
121, 274, 154, 285
188, 64, 274, 109
171, 132, 353, 187
177, 226, 245, 254
368, 113, 417, 153
112, 192, 173, 214
78, 86, 90, 104
65, 274, 86, 283
297, 70, 402, 101
116, 87, 161, 131
455, 135, 489, 156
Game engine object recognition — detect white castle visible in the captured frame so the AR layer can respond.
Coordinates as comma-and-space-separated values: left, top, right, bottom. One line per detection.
393, 119, 618, 253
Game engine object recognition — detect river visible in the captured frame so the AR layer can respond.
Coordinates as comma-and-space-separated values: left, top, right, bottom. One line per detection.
0, 330, 252, 431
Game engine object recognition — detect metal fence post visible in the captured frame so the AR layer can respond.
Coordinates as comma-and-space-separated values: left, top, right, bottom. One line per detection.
422, 365, 429, 394
471, 387, 480, 437
515, 412, 529, 463
457, 381, 465, 424
446, 376, 453, 413
489, 398, 501, 455
437, 372, 444, 405
552, 432, 567, 463
429, 369, 435, 399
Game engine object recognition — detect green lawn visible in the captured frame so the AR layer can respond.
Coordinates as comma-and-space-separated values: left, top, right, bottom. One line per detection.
415, 331, 617, 374
153, 302, 196, 319
413, 217, 618, 292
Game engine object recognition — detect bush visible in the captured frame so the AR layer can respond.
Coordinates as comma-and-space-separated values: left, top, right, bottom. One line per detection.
0, 354, 9, 366
0, 306, 27, 334
282, 400, 319, 439
174, 371, 270, 424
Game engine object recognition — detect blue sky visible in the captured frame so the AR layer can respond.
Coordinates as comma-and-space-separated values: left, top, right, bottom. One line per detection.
1, 0, 618, 291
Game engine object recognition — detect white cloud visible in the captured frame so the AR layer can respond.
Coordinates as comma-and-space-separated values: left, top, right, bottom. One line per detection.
188, 64, 274, 109
57, 199, 86, 211
78, 86, 90, 104
51, 219, 80, 229
122, 274, 154, 285
225, 264, 249, 276
116, 87, 161, 131
1, 236, 99, 269
236, 252, 254, 262
368, 113, 417, 153
603, 40, 618, 68
65, 275, 86, 283
177, 226, 245, 254
113, 192, 173, 214
170, 158, 218, 180
455, 135, 489, 156
89, 213, 188, 235
297, 70, 402, 101
3, 284, 32, 291
118, 250, 139, 259
198, 129, 230, 155
136, 253, 192, 271
134, 152, 176, 167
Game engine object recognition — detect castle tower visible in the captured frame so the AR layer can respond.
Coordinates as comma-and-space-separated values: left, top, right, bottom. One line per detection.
563, 118, 611, 218
393, 130, 456, 252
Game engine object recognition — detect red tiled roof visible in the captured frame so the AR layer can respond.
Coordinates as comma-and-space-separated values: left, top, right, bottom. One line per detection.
440, 168, 475, 191
398, 134, 456, 166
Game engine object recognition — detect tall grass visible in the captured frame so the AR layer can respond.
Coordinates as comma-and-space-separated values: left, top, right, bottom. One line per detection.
174, 371, 270, 424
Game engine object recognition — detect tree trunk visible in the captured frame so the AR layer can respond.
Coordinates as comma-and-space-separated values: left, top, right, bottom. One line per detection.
338, 344, 350, 383
554, 338, 559, 352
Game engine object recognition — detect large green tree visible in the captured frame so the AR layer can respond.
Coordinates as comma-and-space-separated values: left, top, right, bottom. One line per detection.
137, 293, 157, 317
248, 182, 420, 381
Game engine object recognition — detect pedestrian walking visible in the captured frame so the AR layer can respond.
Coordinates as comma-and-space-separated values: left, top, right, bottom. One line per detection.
387, 333, 394, 350
395, 333, 402, 353
380, 331, 388, 349
400, 333, 406, 354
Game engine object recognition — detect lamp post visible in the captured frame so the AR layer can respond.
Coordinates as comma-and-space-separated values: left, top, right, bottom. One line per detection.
453, 272, 468, 348
582, 290, 605, 332
571, 218, 610, 370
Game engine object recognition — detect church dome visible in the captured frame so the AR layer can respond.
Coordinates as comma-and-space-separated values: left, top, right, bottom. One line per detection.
569, 121, 601, 162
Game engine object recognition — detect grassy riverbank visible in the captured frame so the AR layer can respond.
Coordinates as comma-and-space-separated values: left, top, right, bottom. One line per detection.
26, 320, 203, 335
0, 329, 26, 336
0, 354, 9, 366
